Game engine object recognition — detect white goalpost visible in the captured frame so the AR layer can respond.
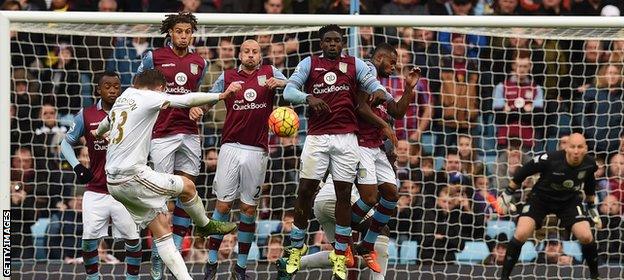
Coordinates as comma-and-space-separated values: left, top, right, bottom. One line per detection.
3, 10, 624, 280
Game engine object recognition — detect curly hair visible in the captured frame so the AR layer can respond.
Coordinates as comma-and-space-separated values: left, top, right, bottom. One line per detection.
160, 12, 198, 36
318, 24, 343, 40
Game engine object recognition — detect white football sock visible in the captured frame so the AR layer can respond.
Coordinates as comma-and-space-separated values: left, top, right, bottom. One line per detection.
300, 250, 331, 269
180, 193, 210, 227
371, 235, 389, 280
154, 234, 192, 280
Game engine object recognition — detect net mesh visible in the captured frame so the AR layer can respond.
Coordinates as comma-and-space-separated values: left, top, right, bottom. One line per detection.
9, 22, 624, 279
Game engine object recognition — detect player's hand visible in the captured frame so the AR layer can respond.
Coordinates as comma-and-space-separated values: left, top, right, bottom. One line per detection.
587, 203, 602, 229
496, 187, 517, 215
307, 95, 331, 114
189, 107, 204, 121
221, 82, 242, 99
404, 67, 422, 89
369, 90, 388, 107
73, 164, 93, 184
265, 77, 284, 90
382, 124, 398, 150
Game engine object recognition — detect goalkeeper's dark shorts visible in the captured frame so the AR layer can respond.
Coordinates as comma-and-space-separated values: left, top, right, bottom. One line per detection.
518, 194, 590, 230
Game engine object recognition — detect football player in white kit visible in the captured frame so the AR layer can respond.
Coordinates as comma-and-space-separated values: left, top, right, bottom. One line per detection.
92, 69, 238, 280
275, 175, 391, 280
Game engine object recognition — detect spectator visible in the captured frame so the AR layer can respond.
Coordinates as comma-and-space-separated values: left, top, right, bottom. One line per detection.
264, 0, 284, 13
11, 68, 41, 145
495, 145, 528, 191
493, 50, 545, 149
572, 63, 624, 154
381, 0, 426, 15
472, 175, 500, 218
536, 238, 576, 265
387, 194, 416, 242
457, 134, 482, 177
50, 0, 70, 11
428, 0, 476, 15
594, 155, 608, 202
180, 0, 217, 12
435, 34, 479, 156
571, 0, 607, 15
40, 44, 82, 115
488, 31, 546, 86
11, 181, 36, 259
310, 231, 332, 254
558, 134, 570, 150
395, 140, 411, 178
16, 0, 46, 10
415, 187, 478, 263
317, 0, 376, 14
483, 236, 508, 265
1, 0, 21, 10
267, 137, 301, 214
490, 0, 519, 15
519, 0, 571, 15
98, 0, 117, 12
10, 147, 35, 188
197, 148, 218, 200
47, 194, 83, 260
216, 233, 237, 261
187, 238, 209, 263
201, 37, 236, 146
268, 42, 288, 75
607, 153, 624, 212
412, 28, 440, 85
265, 235, 284, 262
32, 103, 67, 159
106, 37, 151, 90
597, 194, 624, 263
567, 40, 604, 99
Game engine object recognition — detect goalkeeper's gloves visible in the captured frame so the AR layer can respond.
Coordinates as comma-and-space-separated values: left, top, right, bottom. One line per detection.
586, 199, 602, 229
497, 187, 517, 215
73, 164, 93, 184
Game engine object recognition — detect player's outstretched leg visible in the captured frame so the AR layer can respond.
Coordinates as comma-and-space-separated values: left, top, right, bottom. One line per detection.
285, 178, 319, 274
82, 238, 100, 280
204, 206, 231, 280
572, 221, 600, 279
172, 198, 192, 249
177, 177, 237, 237
124, 239, 142, 280
501, 217, 536, 280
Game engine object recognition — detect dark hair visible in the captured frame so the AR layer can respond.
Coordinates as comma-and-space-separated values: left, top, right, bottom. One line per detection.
372, 42, 397, 57
133, 69, 166, 89
0, 0, 21, 10
96, 71, 120, 85
160, 12, 198, 36
318, 24, 343, 40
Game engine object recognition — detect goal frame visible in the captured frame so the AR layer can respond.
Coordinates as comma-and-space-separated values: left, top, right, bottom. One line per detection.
2, 11, 624, 280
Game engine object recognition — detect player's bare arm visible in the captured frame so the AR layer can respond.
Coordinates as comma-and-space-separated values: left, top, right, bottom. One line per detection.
385, 67, 421, 119
356, 91, 398, 149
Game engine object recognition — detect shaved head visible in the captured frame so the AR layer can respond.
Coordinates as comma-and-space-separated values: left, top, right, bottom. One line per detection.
565, 133, 588, 166
239, 39, 262, 70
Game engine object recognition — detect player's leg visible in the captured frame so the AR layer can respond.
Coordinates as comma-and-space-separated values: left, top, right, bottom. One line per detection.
352, 147, 379, 225
81, 191, 112, 280
564, 200, 599, 279
109, 194, 142, 280
501, 197, 545, 280
148, 135, 180, 278
170, 134, 202, 250
329, 133, 361, 280
149, 213, 193, 280
232, 148, 269, 277
359, 149, 397, 273
204, 143, 240, 279
371, 235, 390, 280
286, 135, 329, 273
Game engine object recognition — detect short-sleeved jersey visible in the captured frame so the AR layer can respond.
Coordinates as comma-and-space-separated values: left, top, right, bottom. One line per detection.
304, 55, 358, 135
144, 47, 207, 138
65, 101, 109, 193
356, 61, 390, 148
512, 150, 598, 202
105, 88, 169, 176
219, 65, 278, 150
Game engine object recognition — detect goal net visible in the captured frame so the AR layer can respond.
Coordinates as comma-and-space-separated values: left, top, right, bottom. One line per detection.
7, 15, 624, 279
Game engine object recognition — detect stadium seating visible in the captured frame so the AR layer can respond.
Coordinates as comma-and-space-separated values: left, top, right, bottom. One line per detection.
399, 241, 419, 264
486, 220, 516, 240
519, 241, 538, 262
455, 241, 490, 264
562, 241, 583, 263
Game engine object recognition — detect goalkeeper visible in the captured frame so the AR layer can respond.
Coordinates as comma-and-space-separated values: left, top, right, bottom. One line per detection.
497, 133, 601, 280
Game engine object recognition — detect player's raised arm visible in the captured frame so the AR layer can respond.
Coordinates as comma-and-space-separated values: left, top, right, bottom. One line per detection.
385, 67, 421, 119
136, 50, 154, 73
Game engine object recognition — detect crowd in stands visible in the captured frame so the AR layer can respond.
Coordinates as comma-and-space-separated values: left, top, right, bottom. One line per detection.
4, 0, 624, 268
